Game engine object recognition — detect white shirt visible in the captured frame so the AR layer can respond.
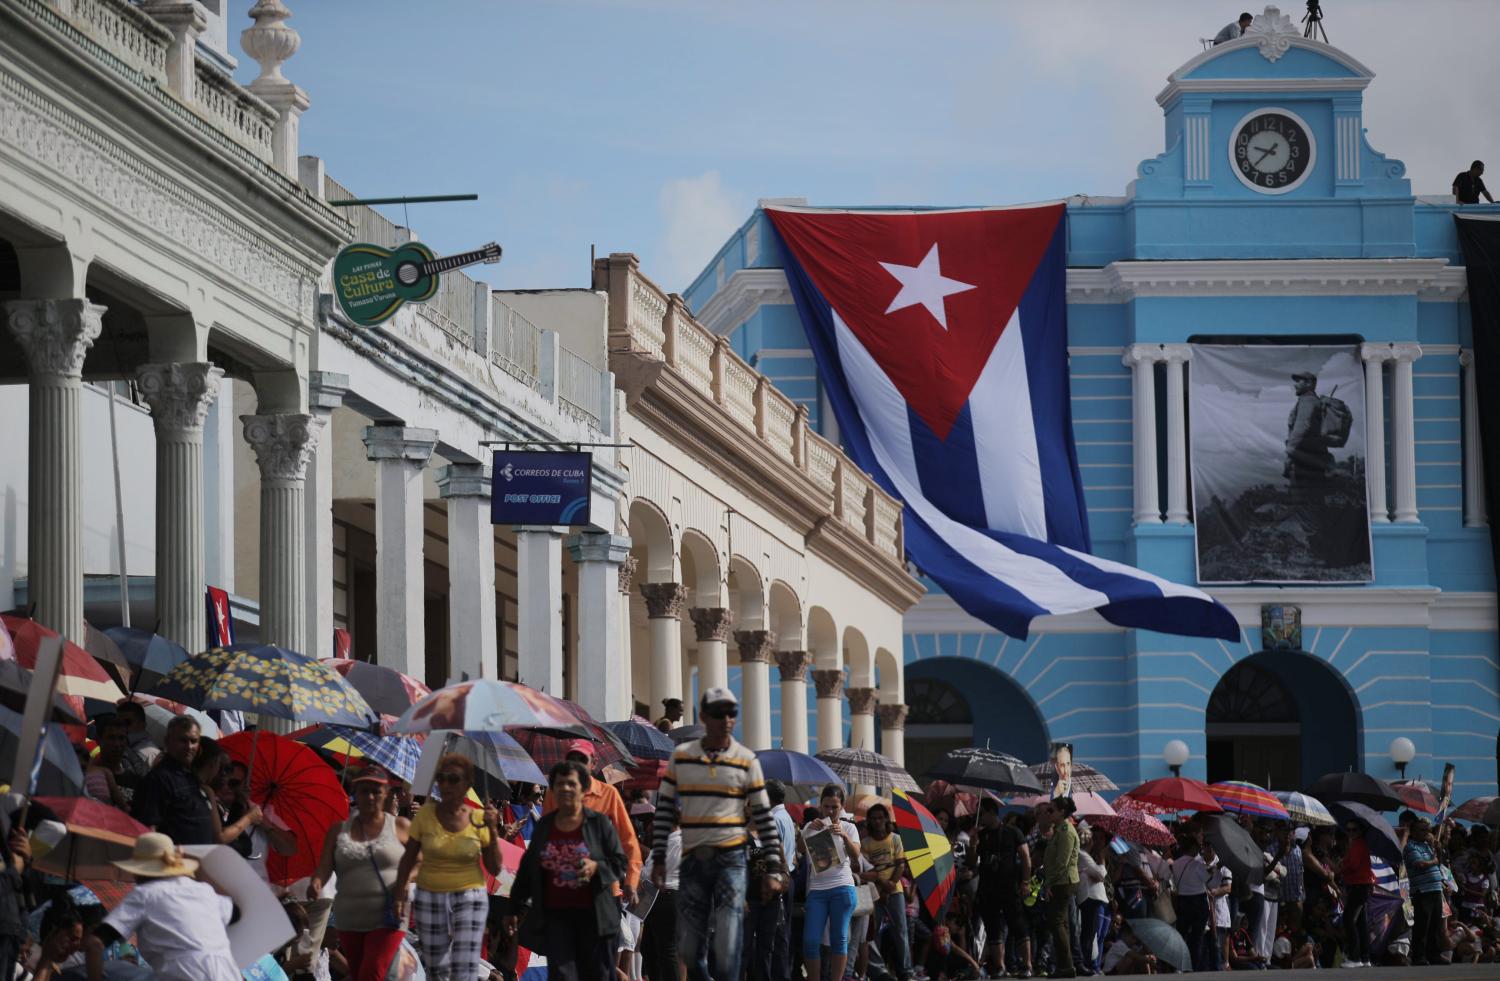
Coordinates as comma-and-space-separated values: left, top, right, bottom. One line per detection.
641, 828, 682, 891
803, 817, 859, 892
1170, 854, 1211, 896
1076, 850, 1108, 903
104, 875, 240, 981
1209, 865, 1233, 928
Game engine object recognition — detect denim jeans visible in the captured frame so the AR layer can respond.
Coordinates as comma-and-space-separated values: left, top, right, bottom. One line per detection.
679, 847, 748, 981
802, 885, 858, 958
873, 891, 911, 977
746, 890, 791, 981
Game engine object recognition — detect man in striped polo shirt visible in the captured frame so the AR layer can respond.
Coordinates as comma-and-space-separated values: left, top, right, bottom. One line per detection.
652, 687, 782, 981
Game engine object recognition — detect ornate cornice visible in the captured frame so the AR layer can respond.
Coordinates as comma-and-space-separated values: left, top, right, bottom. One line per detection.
4, 299, 105, 379
694, 268, 793, 337
690, 607, 734, 643
241, 412, 323, 483
618, 555, 639, 595
775, 650, 811, 682
734, 630, 776, 664
812, 668, 844, 700
640, 582, 686, 620
846, 686, 877, 715
135, 362, 223, 435
1072, 259, 1453, 304
876, 704, 909, 731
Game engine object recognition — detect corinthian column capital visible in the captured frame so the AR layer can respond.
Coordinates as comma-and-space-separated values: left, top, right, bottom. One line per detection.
640, 582, 686, 620
4, 299, 105, 378
846, 686, 877, 715
776, 650, 811, 682
812, 668, 845, 700
242, 413, 324, 483
734, 630, 777, 664
876, 703, 909, 730
690, 607, 734, 643
136, 362, 224, 435
618, 555, 639, 595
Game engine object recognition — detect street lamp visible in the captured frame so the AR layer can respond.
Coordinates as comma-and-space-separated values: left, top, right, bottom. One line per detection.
1163, 739, 1190, 778
1389, 737, 1416, 780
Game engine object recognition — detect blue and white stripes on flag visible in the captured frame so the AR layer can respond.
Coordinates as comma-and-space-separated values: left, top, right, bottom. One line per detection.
767, 204, 1238, 641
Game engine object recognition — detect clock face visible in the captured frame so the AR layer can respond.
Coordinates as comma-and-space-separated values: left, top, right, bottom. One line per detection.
1229, 109, 1316, 194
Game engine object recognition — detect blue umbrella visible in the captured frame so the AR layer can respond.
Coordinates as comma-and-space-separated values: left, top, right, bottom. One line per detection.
604, 717, 675, 761
103, 626, 190, 690
757, 748, 842, 787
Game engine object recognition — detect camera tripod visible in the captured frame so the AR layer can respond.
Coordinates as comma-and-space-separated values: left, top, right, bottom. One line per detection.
1303, 0, 1328, 42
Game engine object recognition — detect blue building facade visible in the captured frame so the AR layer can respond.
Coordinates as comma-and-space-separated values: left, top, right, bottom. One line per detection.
684, 24, 1500, 800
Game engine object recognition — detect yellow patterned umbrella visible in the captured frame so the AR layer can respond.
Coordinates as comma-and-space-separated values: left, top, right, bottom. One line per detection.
150, 644, 377, 728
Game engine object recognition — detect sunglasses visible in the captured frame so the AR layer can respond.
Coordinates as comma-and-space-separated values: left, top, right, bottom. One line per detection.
437, 773, 466, 785
703, 708, 738, 720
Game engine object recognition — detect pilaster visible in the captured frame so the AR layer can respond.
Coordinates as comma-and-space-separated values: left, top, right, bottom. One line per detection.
438, 464, 497, 683
304, 372, 347, 659
1125, 344, 1162, 525
1360, 344, 1391, 523
1389, 343, 1422, 524
1161, 344, 1192, 524
363, 426, 438, 682
1460, 350, 1488, 528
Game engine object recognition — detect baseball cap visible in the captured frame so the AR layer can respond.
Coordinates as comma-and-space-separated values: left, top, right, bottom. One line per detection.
700, 687, 739, 712
565, 738, 597, 760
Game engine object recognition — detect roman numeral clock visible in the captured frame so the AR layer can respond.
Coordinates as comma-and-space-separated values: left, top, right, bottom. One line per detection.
1230, 107, 1316, 194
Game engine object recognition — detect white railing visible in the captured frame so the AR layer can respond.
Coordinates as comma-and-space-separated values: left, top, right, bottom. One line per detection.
721, 355, 758, 427
806, 433, 839, 495
62, 0, 170, 82
628, 278, 668, 358
491, 298, 542, 388
558, 346, 604, 427
675, 315, 715, 398
323, 175, 404, 247
192, 60, 274, 163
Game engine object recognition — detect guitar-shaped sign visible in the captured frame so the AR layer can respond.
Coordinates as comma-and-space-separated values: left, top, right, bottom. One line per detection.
333, 241, 502, 326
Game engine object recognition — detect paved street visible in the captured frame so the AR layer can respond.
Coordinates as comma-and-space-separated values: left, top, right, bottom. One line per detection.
1161, 969, 1498, 981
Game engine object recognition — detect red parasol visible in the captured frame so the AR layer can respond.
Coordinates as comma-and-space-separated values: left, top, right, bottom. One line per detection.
1391, 780, 1440, 814
1122, 776, 1224, 814
32, 796, 151, 880
221, 730, 349, 885
1088, 798, 1177, 849
619, 759, 669, 794
0, 614, 124, 709
481, 836, 526, 897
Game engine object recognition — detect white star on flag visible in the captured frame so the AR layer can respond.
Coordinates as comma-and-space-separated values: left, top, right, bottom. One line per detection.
879, 243, 976, 330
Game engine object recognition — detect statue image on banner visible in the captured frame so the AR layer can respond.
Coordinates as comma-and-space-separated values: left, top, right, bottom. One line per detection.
1190, 344, 1373, 583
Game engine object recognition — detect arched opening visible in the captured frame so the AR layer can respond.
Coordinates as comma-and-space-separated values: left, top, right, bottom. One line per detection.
1205, 651, 1360, 790
905, 657, 1050, 783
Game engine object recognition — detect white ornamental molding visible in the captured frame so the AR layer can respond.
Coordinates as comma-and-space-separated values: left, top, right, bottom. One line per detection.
0, 71, 313, 313
695, 268, 794, 337
1066, 259, 1454, 303
1244, 5, 1301, 62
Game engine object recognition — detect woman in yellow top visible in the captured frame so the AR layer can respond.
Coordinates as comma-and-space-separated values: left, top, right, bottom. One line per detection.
393, 754, 503, 981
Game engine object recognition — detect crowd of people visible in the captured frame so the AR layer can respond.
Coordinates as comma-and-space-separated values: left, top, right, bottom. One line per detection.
5, 685, 1500, 980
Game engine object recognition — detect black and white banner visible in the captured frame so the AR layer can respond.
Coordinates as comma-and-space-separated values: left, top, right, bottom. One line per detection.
1190, 344, 1373, 584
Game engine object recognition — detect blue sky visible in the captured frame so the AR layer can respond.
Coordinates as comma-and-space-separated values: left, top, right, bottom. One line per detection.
234, 1, 1499, 293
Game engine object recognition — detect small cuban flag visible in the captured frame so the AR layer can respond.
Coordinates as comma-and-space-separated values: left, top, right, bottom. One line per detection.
206, 585, 235, 648
767, 204, 1238, 640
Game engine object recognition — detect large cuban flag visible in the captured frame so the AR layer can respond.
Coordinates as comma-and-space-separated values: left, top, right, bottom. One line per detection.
767, 204, 1239, 641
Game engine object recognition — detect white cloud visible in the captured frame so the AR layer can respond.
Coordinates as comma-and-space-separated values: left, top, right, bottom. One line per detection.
654, 171, 748, 292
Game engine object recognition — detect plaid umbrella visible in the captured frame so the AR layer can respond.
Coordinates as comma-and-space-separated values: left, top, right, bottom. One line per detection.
1029, 759, 1119, 793
322, 658, 431, 718
293, 725, 425, 783
817, 747, 920, 792
508, 697, 635, 770
1123, 776, 1224, 813
927, 748, 1044, 795
1273, 790, 1336, 827
1391, 780, 1440, 814
892, 788, 955, 918
152, 644, 376, 728
1087, 800, 1176, 849
1209, 781, 1290, 820
604, 717, 675, 762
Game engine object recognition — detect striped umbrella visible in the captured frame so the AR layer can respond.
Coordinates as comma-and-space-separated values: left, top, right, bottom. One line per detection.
1209, 781, 1290, 820
1, 614, 124, 707
817, 747, 921, 792
1272, 791, 1336, 827
1029, 759, 1118, 793
892, 788, 955, 918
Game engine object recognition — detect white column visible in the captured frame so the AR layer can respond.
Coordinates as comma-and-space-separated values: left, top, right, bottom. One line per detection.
777, 651, 811, 753
1125, 344, 1162, 525
734, 630, 775, 750
568, 531, 633, 721
136, 362, 224, 651
1360, 344, 1390, 523
304, 372, 347, 659
439, 464, 497, 682
242, 412, 323, 733
1161, 344, 1192, 524
813, 668, 845, 752
1460, 350, 1488, 528
689, 607, 733, 694
5, 300, 104, 641
515, 526, 564, 695
1390, 343, 1422, 524
617, 556, 637, 707
878, 703, 908, 767
363, 426, 438, 681
640, 583, 686, 713
847, 686, 877, 752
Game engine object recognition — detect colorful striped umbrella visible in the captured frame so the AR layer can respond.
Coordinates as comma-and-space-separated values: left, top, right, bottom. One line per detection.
394, 679, 589, 736
153, 644, 376, 728
1209, 781, 1290, 819
892, 787, 955, 918
818, 747, 921, 792
1272, 790, 1336, 827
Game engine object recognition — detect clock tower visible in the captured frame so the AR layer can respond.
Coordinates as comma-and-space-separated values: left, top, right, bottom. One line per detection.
1128, 4, 1413, 259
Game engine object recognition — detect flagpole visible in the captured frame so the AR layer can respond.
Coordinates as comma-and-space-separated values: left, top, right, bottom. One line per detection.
107, 382, 131, 628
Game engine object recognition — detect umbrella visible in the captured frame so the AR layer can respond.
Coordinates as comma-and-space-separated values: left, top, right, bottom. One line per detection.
604, 717, 676, 762
321, 658, 431, 718
293, 725, 425, 783
619, 759, 670, 794
1123, 776, 1224, 813
31, 797, 150, 880
1126, 918, 1191, 974
220, 730, 349, 885
103, 627, 190, 692
1329, 799, 1403, 868
1209, 781, 1291, 820
1008, 791, 1116, 818
669, 723, 705, 744
507, 723, 633, 772
1273, 790, 1336, 827
134, 695, 220, 743
437, 731, 547, 791
1203, 813, 1265, 885
927, 748, 1044, 795
817, 747, 921, 792
1307, 771, 1403, 811
1391, 779, 1440, 814
921, 780, 983, 819
82, 622, 130, 687
0, 659, 85, 724
1, 614, 125, 705
1088, 801, 1176, 849
393, 679, 589, 736
1029, 759, 1118, 793
892, 788, 955, 918
153, 644, 377, 728
853, 794, 892, 820
756, 749, 843, 788
1451, 796, 1499, 824
481, 836, 526, 898
0, 703, 83, 795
